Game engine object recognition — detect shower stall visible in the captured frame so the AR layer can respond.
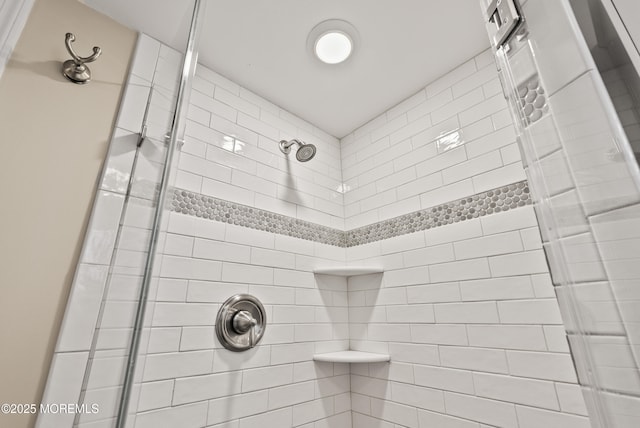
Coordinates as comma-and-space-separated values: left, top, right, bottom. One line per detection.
35, 0, 640, 427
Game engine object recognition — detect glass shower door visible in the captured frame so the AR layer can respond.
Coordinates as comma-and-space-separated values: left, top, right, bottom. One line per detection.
36, 1, 205, 427
480, 0, 640, 427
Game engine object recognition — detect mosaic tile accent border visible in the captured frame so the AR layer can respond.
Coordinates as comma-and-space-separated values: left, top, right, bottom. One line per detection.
170, 180, 531, 248
346, 181, 530, 247
171, 190, 346, 246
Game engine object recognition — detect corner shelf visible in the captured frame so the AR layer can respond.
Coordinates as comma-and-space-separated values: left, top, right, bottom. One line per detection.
312, 268, 387, 364
313, 266, 384, 276
313, 350, 390, 363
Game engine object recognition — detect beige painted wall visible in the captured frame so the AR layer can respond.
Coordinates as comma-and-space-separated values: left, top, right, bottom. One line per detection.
0, 0, 136, 427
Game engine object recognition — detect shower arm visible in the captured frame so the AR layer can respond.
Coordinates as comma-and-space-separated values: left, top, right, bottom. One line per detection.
279, 138, 303, 153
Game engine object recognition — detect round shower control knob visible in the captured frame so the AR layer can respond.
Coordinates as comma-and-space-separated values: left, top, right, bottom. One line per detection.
216, 294, 266, 352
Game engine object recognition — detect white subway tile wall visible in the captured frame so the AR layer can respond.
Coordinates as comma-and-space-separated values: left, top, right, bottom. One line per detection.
179, 68, 344, 229
340, 45, 586, 427
348, 207, 587, 427
121, 34, 349, 428
341, 51, 523, 230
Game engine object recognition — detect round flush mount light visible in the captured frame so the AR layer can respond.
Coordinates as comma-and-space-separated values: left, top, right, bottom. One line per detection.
315, 31, 352, 64
307, 19, 359, 65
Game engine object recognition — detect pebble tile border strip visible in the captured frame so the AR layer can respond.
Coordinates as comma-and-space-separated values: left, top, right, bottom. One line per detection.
346, 181, 530, 247
171, 190, 347, 246
170, 180, 531, 248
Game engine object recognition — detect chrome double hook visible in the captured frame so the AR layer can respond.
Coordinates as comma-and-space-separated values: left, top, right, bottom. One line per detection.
62, 33, 102, 84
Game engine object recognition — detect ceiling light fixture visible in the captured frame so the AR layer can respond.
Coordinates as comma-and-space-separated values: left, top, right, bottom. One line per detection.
307, 19, 359, 65
315, 31, 352, 64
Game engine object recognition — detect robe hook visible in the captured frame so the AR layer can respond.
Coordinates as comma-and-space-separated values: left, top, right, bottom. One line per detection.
62, 32, 102, 84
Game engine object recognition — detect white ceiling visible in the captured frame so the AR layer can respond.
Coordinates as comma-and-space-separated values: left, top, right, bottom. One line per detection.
84, 0, 490, 138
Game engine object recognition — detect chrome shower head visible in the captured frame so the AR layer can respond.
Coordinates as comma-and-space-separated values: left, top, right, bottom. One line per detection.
279, 139, 317, 162
295, 143, 316, 162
